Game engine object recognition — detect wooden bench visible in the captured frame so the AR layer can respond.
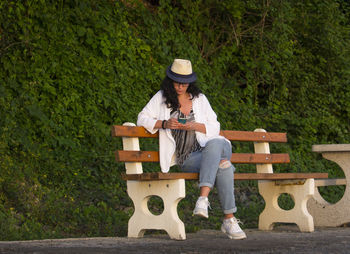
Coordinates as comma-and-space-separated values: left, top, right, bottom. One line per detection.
112, 123, 328, 240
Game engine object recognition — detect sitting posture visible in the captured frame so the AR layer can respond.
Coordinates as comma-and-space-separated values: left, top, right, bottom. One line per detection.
137, 58, 246, 240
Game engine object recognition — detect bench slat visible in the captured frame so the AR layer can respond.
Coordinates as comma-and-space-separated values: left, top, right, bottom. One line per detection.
112, 125, 158, 138
220, 130, 287, 142
115, 151, 290, 164
111, 126, 287, 142
122, 172, 328, 181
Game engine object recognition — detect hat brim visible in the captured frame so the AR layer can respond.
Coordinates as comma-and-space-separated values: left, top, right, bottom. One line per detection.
166, 66, 197, 83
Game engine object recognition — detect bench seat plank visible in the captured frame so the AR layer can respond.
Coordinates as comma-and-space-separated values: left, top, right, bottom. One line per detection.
122, 172, 328, 181
115, 151, 290, 164
111, 126, 287, 142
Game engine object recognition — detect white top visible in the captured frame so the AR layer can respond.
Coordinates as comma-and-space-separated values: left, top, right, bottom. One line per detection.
137, 90, 228, 172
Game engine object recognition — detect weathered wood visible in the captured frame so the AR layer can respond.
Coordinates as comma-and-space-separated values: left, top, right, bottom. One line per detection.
275, 179, 306, 186
220, 130, 287, 143
312, 144, 350, 153
116, 151, 290, 164
122, 172, 328, 181
111, 125, 287, 142
314, 178, 346, 186
111, 125, 158, 138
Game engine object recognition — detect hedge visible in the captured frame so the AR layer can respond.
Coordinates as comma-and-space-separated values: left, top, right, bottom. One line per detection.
0, 0, 349, 239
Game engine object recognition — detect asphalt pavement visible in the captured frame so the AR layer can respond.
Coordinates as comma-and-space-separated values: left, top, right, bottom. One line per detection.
1, 225, 350, 254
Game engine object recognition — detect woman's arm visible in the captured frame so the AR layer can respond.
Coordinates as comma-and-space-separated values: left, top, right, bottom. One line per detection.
190, 94, 220, 137
156, 118, 206, 133
137, 91, 163, 134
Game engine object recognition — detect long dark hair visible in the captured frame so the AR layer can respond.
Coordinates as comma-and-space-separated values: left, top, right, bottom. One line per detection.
161, 76, 202, 112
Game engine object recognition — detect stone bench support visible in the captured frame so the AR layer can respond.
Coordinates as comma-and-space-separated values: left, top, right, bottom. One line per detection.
308, 144, 350, 227
254, 129, 315, 232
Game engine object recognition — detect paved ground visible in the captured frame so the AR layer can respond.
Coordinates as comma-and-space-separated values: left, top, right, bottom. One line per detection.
1, 226, 350, 254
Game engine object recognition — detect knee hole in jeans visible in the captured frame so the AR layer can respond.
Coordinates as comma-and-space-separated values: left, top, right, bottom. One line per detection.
219, 160, 232, 169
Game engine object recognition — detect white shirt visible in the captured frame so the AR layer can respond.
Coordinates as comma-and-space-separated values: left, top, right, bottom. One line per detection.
137, 90, 227, 173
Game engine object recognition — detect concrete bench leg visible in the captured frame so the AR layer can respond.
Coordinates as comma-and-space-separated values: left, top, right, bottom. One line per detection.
254, 129, 314, 232
127, 179, 186, 240
258, 179, 315, 232
307, 151, 350, 227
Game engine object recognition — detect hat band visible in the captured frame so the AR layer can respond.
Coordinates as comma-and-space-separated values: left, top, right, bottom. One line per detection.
168, 69, 194, 79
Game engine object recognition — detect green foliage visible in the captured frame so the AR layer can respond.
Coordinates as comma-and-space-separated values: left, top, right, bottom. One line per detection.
0, 0, 349, 239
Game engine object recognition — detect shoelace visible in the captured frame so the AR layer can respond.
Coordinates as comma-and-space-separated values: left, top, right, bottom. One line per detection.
225, 218, 243, 226
207, 200, 212, 210
198, 198, 212, 210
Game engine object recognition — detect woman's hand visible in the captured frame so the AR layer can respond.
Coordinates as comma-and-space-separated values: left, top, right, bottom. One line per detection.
179, 122, 206, 133
167, 119, 196, 131
160, 119, 206, 133
165, 118, 182, 129
181, 122, 206, 133
178, 122, 196, 131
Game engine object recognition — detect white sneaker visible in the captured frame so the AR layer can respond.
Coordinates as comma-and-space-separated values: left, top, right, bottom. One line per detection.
193, 196, 211, 218
221, 217, 247, 240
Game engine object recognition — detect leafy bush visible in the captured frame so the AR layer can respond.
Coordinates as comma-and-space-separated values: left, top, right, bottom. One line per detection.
0, 0, 349, 239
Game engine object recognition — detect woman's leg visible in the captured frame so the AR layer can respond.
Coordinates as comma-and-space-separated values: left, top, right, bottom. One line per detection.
182, 139, 246, 239
201, 139, 237, 215
197, 138, 227, 189
216, 163, 236, 216
183, 138, 237, 215
182, 150, 211, 218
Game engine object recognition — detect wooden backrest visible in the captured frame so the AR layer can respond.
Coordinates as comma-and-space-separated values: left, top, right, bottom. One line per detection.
112, 125, 290, 165
111, 126, 287, 142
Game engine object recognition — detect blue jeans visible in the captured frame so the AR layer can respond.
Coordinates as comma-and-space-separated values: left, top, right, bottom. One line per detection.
181, 138, 237, 214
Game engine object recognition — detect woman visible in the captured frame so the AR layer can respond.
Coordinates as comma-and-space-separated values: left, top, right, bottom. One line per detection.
137, 59, 246, 240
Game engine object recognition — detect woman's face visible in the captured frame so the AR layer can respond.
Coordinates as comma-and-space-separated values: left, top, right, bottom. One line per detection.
173, 82, 189, 95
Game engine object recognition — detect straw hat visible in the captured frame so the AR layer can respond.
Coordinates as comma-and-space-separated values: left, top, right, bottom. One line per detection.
166, 59, 197, 83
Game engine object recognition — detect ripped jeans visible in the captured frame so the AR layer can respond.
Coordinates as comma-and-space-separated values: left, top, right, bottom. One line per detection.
181, 138, 237, 214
